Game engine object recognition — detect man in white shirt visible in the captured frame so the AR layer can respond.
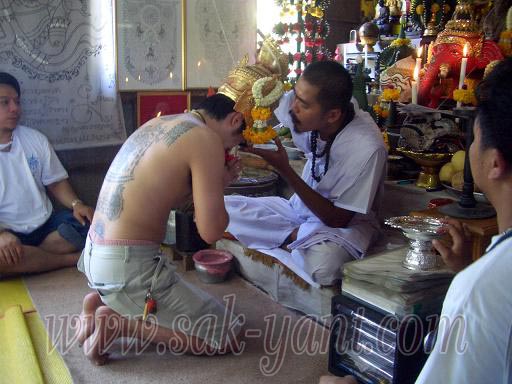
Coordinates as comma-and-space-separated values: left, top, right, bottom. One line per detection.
225, 61, 387, 286
324, 57, 512, 384
0, 72, 94, 276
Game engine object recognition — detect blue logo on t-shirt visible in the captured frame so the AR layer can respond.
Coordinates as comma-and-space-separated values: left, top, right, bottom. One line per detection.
27, 155, 40, 175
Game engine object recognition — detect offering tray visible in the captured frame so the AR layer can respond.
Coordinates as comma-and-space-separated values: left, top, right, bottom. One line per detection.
385, 216, 447, 271
396, 148, 452, 189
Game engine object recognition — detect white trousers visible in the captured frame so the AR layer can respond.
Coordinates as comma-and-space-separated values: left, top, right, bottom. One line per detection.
295, 240, 354, 286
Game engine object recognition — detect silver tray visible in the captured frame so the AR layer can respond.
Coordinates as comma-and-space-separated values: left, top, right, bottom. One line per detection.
385, 216, 447, 271
230, 167, 278, 186
385, 216, 446, 235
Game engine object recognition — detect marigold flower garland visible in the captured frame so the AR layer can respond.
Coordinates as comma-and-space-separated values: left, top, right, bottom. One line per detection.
453, 89, 477, 106
373, 88, 400, 118
242, 77, 285, 144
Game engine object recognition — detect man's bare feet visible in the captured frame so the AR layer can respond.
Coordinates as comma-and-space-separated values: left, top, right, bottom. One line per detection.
76, 292, 103, 347
83, 306, 120, 366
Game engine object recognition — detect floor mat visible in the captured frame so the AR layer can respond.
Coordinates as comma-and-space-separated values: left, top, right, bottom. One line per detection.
0, 278, 72, 384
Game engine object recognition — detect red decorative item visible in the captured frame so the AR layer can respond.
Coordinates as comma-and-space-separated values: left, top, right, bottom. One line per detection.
428, 198, 454, 209
146, 298, 157, 313
137, 91, 190, 127
419, 38, 503, 106
207, 86, 216, 97
224, 150, 238, 165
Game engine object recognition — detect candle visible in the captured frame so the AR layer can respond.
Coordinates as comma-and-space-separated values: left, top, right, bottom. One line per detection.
457, 43, 469, 107
411, 65, 419, 104
415, 46, 423, 75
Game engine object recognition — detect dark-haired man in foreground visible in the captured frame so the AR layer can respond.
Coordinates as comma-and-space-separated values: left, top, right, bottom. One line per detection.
323, 57, 512, 384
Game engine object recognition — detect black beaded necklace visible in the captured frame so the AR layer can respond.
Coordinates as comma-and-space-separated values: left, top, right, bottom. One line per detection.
310, 104, 355, 182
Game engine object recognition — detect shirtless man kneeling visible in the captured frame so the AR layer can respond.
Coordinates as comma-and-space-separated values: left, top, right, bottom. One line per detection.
76, 93, 246, 365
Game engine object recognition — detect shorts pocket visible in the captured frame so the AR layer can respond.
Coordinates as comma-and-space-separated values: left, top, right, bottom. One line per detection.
88, 255, 127, 291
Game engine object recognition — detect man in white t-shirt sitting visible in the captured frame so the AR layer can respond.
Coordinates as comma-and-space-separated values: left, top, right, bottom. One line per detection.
0, 72, 94, 276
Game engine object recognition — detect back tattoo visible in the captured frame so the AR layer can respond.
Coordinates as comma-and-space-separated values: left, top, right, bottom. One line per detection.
96, 118, 197, 220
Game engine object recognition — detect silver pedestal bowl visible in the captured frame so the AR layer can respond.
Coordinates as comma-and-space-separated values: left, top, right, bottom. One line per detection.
385, 216, 447, 271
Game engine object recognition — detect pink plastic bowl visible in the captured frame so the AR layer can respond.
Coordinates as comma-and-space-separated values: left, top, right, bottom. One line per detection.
192, 249, 233, 283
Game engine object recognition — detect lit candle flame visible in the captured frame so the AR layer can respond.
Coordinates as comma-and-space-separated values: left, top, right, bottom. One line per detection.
125, 76, 128, 83
138, 74, 141, 81
417, 46, 423, 58
463, 43, 469, 58
156, 111, 161, 118
169, 72, 173, 79
413, 65, 419, 81
197, 60, 201, 68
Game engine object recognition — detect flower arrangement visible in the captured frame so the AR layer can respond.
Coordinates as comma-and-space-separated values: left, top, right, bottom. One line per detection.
373, 88, 401, 119
242, 76, 285, 144
453, 88, 477, 106
390, 38, 411, 48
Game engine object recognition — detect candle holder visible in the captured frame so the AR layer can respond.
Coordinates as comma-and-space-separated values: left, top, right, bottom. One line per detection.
438, 107, 496, 219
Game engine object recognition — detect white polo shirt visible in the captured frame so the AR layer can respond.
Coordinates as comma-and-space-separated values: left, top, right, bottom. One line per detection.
0, 125, 68, 233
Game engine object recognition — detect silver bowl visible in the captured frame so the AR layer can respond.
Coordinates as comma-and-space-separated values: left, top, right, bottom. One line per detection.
385, 216, 447, 271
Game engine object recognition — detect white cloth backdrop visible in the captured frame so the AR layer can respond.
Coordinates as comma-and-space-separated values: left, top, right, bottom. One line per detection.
0, 0, 126, 150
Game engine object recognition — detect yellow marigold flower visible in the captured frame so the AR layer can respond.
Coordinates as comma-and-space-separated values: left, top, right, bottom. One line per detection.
381, 88, 400, 101
243, 126, 277, 144
453, 89, 477, 105
501, 30, 512, 39
431, 3, 440, 13
390, 38, 411, 47
251, 107, 272, 120
416, 4, 425, 14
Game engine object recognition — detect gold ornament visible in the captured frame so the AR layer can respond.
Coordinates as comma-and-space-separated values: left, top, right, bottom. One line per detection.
217, 36, 288, 144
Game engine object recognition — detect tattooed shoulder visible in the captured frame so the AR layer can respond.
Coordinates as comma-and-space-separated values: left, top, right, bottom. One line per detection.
161, 120, 198, 147
96, 117, 197, 220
